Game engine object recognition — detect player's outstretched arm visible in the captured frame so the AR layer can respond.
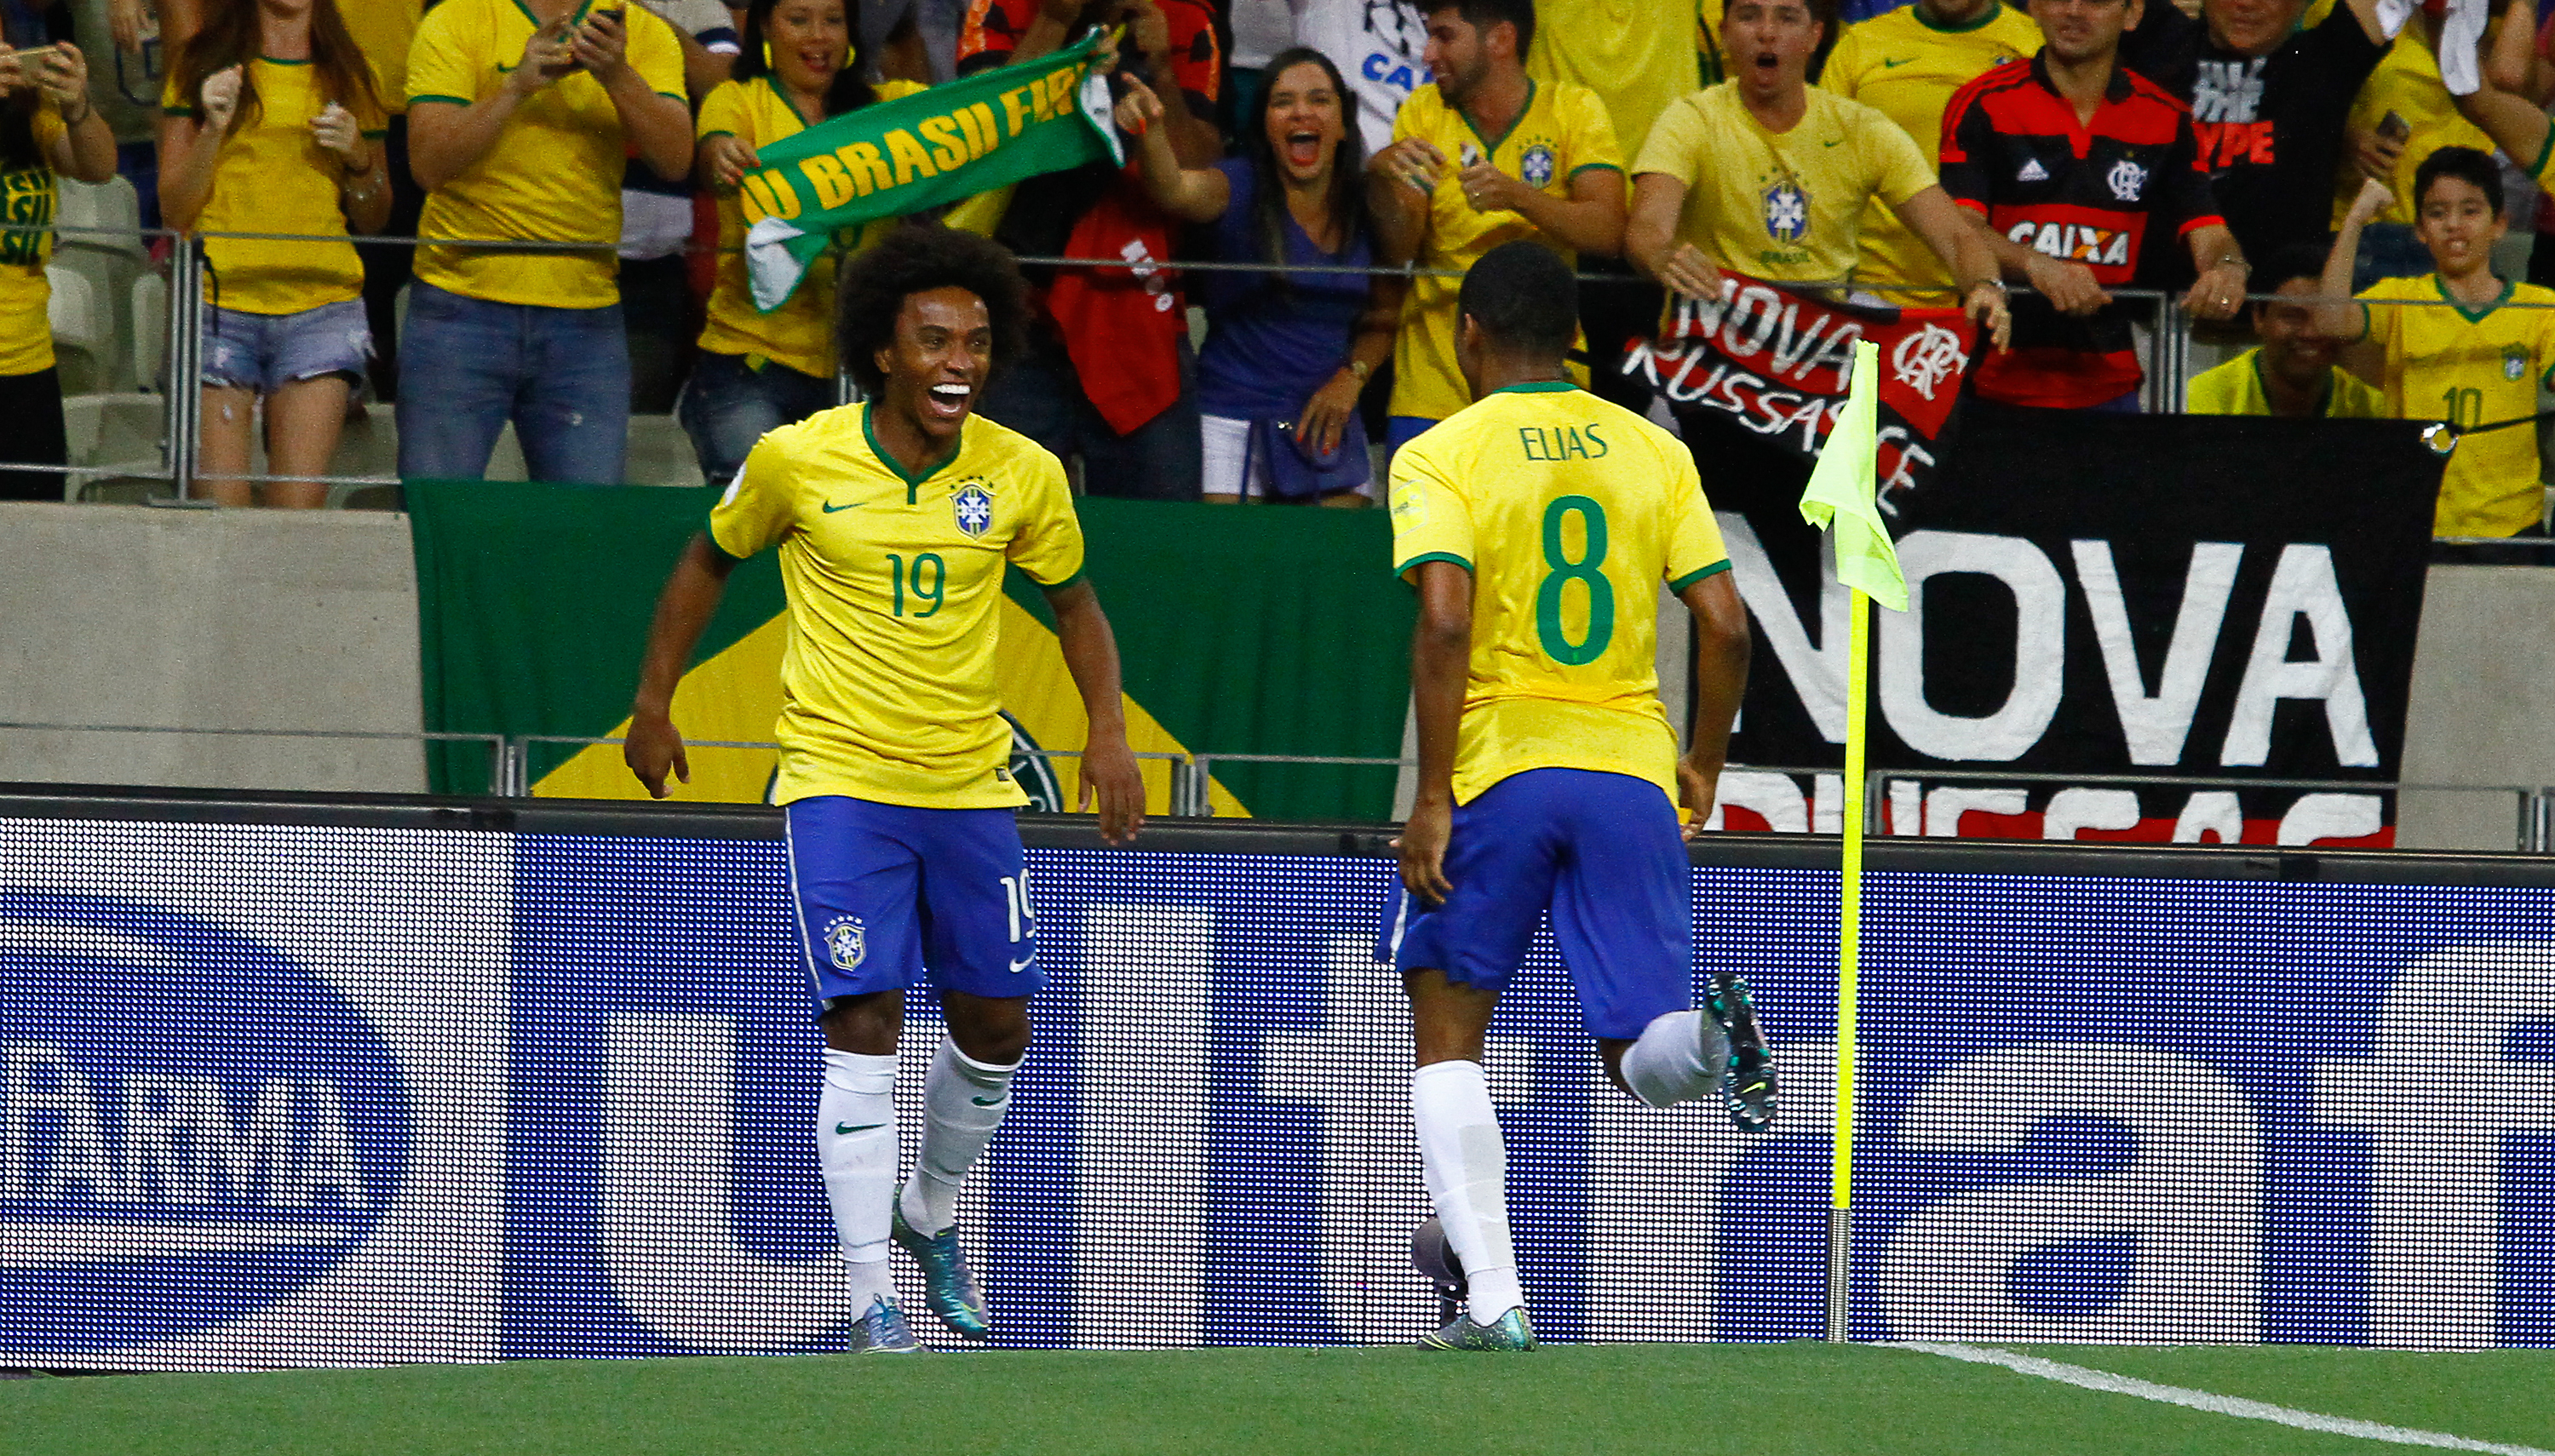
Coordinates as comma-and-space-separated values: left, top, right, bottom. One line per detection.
624, 532, 738, 800
1676, 570, 1750, 841
1044, 579, 1146, 844
1398, 560, 1473, 903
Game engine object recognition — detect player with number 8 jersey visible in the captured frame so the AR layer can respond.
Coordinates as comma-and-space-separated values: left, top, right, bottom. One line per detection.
1379, 241, 1761, 1352
624, 226, 1146, 1354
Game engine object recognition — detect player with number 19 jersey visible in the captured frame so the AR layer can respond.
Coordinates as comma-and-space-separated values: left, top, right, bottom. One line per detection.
1387, 380, 1731, 807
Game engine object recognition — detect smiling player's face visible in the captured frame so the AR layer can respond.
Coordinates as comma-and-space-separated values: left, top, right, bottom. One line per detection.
874, 286, 993, 451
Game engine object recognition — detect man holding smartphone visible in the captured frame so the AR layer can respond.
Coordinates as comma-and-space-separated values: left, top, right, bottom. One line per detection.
400, 0, 692, 483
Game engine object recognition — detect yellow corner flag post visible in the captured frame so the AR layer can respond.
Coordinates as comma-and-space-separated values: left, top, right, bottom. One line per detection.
1795, 340, 1905, 1344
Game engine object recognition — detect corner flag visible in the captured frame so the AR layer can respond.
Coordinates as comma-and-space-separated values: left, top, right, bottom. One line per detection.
1797, 341, 1906, 611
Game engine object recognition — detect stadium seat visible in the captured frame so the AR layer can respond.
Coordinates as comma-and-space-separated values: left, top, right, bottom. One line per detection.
129, 271, 168, 392
43, 267, 110, 396
626, 414, 704, 487
60, 393, 169, 503
54, 175, 145, 262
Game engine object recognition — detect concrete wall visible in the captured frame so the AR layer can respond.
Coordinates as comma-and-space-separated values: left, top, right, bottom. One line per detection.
0, 504, 2543, 846
0, 502, 426, 793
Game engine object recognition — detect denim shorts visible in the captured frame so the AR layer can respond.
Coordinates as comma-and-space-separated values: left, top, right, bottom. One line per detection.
203, 299, 371, 393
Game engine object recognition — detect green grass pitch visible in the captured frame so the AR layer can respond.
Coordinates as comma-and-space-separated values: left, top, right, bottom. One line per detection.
9, 1344, 2551, 1455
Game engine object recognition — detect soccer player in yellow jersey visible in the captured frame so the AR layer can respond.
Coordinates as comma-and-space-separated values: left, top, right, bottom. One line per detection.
2321, 152, 2555, 538
1367, 0, 1628, 450
1818, 0, 2040, 303
1382, 241, 1755, 1351
624, 228, 1147, 1354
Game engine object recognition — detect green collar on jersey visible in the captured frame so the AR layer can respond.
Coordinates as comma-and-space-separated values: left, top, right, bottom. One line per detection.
862, 403, 962, 503
1489, 380, 1578, 395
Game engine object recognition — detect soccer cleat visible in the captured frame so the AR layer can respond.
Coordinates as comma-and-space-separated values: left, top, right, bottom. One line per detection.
848, 1295, 927, 1354
1421, 1307, 1536, 1352
1708, 972, 1778, 1132
892, 1202, 991, 1340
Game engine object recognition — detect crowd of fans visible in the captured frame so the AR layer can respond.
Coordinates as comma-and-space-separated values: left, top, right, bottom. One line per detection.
1, 0, 2552, 538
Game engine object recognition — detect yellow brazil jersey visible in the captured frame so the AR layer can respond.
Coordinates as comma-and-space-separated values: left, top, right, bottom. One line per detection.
696, 77, 925, 380
0, 107, 66, 376
405, 0, 686, 308
1388, 381, 1730, 805
2359, 275, 2555, 538
1525, 0, 1701, 166
2334, 32, 2494, 231
2185, 347, 2386, 418
1387, 80, 1623, 422
708, 404, 1086, 808
162, 60, 388, 315
1634, 82, 1936, 289
341, 0, 423, 115
1819, 2, 2040, 301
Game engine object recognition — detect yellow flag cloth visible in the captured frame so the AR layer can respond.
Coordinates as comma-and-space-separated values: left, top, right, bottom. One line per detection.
1797, 339, 1908, 612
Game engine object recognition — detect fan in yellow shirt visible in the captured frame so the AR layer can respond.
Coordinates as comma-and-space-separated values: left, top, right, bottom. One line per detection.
0, 39, 116, 502
161, 0, 391, 508
1382, 241, 1761, 1354
1818, 0, 2040, 303
626, 227, 1144, 1356
1368, 0, 1627, 441
687, 0, 930, 484
398, 0, 691, 483
2323, 152, 2555, 538
2186, 245, 2387, 418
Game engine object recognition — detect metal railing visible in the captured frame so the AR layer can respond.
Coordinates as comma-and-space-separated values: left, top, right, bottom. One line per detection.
4, 718, 2551, 850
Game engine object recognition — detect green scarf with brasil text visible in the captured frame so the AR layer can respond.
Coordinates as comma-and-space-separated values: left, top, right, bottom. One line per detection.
741, 32, 1123, 312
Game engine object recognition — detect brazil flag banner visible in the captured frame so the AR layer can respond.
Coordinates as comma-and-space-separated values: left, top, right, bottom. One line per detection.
406, 482, 1415, 821
739, 31, 1123, 312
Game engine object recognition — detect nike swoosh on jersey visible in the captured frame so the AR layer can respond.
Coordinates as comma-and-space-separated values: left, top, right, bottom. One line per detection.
1008, 954, 1035, 972
1880, 56, 1915, 66
822, 501, 859, 513
970, 1094, 1005, 1106
835, 1121, 886, 1134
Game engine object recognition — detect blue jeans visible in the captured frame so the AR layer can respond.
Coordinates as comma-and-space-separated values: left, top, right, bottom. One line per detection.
975, 332, 1201, 500
677, 350, 836, 486
395, 282, 631, 484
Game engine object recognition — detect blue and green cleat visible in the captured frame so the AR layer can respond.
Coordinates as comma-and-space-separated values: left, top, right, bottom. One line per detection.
1420, 1307, 1536, 1352
892, 1201, 992, 1341
1708, 972, 1777, 1132
848, 1295, 927, 1354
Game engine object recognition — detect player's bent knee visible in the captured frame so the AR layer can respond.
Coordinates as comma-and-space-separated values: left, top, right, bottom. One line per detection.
819, 989, 905, 1057
942, 993, 1032, 1065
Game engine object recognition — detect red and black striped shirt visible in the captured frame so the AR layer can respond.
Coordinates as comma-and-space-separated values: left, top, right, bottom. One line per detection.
1940, 54, 2222, 409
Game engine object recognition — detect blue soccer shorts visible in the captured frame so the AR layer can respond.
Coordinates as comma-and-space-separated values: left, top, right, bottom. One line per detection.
1377, 767, 1693, 1040
784, 795, 1039, 1016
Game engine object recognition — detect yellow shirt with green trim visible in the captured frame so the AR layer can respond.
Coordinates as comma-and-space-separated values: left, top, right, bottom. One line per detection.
2185, 347, 2386, 418
342, 0, 423, 114
1819, 2, 2040, 301
405, 0, 686, 308
162, 59, 388, 315
0, 106, 66, 375
1635, 81, 1936, 290
1525, 0, 1701, 164
695, 77, 925, 380
1387, 381, 1729, 805
2332, 32, 2494, 231
708, 403, 1086, 808
2359, 274, 2555, 538
1387, 79, 1623, 422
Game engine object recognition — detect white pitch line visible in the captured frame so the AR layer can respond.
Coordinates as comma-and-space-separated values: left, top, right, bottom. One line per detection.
1892, 1341, 2555, 1456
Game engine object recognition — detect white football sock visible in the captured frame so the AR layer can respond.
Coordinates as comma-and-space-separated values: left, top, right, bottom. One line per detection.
896, 1036, 1018, 1236
1620, 1009, 1730, 1109
1412, 1059, 1523, 1324
818, 1048, 899, 1307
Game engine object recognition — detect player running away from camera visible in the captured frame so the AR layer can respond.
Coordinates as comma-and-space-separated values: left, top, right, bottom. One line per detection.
1381, 240, 1766, 1353
624, 226, 1147, 1354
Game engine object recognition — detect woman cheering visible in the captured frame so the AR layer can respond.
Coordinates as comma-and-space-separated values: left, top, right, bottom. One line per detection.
160, 0, 390, 507
1115, 46, 1395, 504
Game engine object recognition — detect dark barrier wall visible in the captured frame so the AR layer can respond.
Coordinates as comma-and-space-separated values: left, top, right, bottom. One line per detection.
2, 788, 2549, 1369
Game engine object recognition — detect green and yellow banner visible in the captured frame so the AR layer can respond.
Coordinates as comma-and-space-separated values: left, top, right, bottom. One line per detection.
740, 32, 1122, 312
407, 482, 1415, 821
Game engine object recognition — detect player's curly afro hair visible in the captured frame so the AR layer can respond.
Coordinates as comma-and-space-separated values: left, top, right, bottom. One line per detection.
834, 223, 1033, 398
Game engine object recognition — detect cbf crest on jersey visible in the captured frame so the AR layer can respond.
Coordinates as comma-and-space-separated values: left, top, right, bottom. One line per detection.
2505, 344, 2529, 381
953, 482, 994, 537
822, 914, 868, 972
1764, 180, 1810, 243
1519, 143, 1556, 189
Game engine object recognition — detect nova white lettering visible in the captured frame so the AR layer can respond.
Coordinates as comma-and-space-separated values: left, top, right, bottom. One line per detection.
1878, 531, 2067, 761
1719, 513, 1851, 743
2072, 541, 2242, 765
2219, 543, 2378, 767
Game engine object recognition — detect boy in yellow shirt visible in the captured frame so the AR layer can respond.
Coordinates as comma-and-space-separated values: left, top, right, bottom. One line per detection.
2321, 148, 2555, 538
399, 0, 691, 483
